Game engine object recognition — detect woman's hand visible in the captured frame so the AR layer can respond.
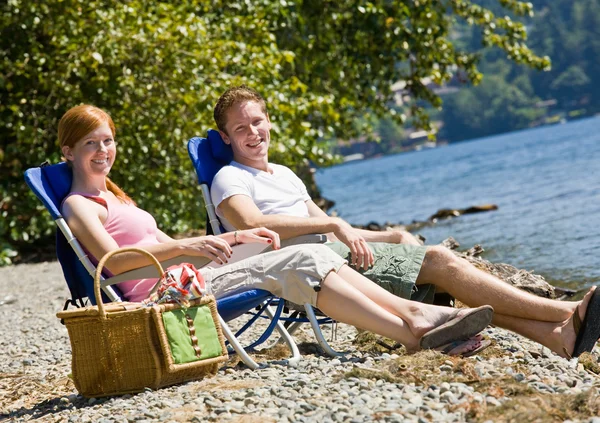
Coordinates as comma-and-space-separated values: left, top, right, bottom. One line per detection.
237, 227, 281, 250
177, 236, 233, 264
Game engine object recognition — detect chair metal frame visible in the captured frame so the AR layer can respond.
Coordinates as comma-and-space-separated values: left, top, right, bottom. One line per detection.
187, 130, 344, 357
24, 162, 306, 369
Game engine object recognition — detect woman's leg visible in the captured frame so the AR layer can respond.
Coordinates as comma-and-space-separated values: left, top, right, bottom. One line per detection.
316, 268, 490, 352
206, 246, 490, 352
316, 271, 421, 350
335, 265, 478, 338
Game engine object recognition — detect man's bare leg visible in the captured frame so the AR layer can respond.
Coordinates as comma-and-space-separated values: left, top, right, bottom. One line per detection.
416, 246, 577, 322
492, 287, 596, 358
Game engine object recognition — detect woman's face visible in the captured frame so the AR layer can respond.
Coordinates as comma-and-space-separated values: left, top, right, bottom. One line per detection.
63, 121, 116, 177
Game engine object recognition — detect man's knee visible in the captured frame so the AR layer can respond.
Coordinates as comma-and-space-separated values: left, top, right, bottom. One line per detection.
422, 245, 465, 276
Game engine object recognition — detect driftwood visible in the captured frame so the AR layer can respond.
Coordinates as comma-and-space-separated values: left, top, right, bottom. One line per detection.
356, 203, 499, 233
428, 204, 499, 222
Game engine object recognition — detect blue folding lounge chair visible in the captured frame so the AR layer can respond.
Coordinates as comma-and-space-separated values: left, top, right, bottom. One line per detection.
187, 130, 343, 357
24, 161, 305, 370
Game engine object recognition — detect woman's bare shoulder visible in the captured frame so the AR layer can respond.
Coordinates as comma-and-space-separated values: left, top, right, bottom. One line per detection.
62, 193, 106, 219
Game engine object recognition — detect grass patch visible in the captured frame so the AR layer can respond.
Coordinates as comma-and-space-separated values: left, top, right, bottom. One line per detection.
348, 335, 523, 385
0, 371, 75, 414
223, 343, 294, 368
477, 389, 600, 422
338, 350, 487, 385
339, 341, 600, 422
254, 344, 293, 361
191, 379, 262, 392
352, 330, 405, 355
579, 352, 600, 375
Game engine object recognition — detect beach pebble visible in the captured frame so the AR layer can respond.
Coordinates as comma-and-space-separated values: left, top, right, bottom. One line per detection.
514, 372, 526, 382
2, 261, 600, 423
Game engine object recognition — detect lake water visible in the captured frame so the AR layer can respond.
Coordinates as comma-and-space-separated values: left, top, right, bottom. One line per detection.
315, 116, 600, 291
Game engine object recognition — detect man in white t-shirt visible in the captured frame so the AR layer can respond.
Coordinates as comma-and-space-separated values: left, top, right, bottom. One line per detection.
208, 85, 599, 359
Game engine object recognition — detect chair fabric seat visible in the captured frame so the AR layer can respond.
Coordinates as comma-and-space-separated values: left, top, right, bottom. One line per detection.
216, 289, 272, 322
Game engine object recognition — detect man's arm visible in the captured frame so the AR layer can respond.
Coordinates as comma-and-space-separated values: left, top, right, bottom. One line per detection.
220, 194, 374, 269
352, 227, 422, 245
306, 200, 422, 246
220, 194, 341, 240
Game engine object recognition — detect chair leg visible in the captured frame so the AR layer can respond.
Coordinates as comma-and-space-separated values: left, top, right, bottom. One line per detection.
218, 316, 260, 370
265, 305, 301, 367
304, 304, 345, 357
265, 320, 304, 349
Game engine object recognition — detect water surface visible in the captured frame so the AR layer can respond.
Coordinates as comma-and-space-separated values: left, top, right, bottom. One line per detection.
316, 116, 600, 290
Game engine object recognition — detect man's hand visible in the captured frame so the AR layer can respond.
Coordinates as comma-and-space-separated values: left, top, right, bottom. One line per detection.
333, 219, 374, 271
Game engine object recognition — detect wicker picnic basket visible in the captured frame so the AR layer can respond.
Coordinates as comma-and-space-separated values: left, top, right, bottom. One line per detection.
56, 247, 229, 397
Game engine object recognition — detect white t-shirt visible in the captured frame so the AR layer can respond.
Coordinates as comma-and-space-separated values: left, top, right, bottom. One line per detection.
211, 161, 311, 231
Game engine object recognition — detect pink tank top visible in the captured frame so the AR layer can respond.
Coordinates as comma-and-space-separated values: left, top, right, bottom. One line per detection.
63, 192, 161, 302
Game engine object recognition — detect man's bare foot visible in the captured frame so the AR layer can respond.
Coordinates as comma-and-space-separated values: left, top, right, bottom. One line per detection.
555, 286, 596, 358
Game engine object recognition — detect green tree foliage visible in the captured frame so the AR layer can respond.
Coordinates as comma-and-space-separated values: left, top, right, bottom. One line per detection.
528, 0, 600, 109
378, 118, 407, 154
1, 0, 548, 262
550, 65, 591, 105
442, 75, 544, 140
441, 0, 600, 141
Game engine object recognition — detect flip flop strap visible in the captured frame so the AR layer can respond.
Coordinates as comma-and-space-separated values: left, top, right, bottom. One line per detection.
438, 340, 464, 354
563, 305, 582, 360
438, 336, 483, 355
573, 304, 583, 335
448, 340, 481, 356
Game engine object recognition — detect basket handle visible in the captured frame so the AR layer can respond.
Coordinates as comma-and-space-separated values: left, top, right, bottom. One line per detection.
94, 247, 164, 318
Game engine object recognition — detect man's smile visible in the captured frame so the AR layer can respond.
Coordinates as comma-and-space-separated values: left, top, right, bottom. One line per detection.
247, 139, 264, 148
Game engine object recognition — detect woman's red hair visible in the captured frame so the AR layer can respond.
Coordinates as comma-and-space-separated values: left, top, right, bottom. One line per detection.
58, 104, 134, 204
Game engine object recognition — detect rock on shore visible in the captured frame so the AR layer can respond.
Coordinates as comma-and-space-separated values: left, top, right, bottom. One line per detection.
1, 261, 600, 422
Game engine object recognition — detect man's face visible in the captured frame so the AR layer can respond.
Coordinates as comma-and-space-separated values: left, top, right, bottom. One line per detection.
221, 100, 271, 168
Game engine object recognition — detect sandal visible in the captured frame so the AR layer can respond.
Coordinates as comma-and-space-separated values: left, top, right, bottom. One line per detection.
437, 334, 492, 357
420, 305, 494, 350
567, 287, 600, 358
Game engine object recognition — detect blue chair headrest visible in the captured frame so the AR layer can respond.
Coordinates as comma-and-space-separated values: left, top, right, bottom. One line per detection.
208, 129, 233, 163
24, 162, 73, 220
187, 129, 233, 187
24, 162, 118, 304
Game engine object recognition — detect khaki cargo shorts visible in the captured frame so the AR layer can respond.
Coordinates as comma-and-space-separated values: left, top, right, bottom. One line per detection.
203, 244, 347, 307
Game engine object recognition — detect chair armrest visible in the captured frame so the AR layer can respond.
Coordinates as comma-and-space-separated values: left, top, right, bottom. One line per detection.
280, 234, 327, 248
102, 255, 213, 286
101, 242, 273, 287
102, 236, 326, 287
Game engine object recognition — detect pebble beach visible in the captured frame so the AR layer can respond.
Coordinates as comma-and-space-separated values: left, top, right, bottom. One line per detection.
2, 261, 600, 422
